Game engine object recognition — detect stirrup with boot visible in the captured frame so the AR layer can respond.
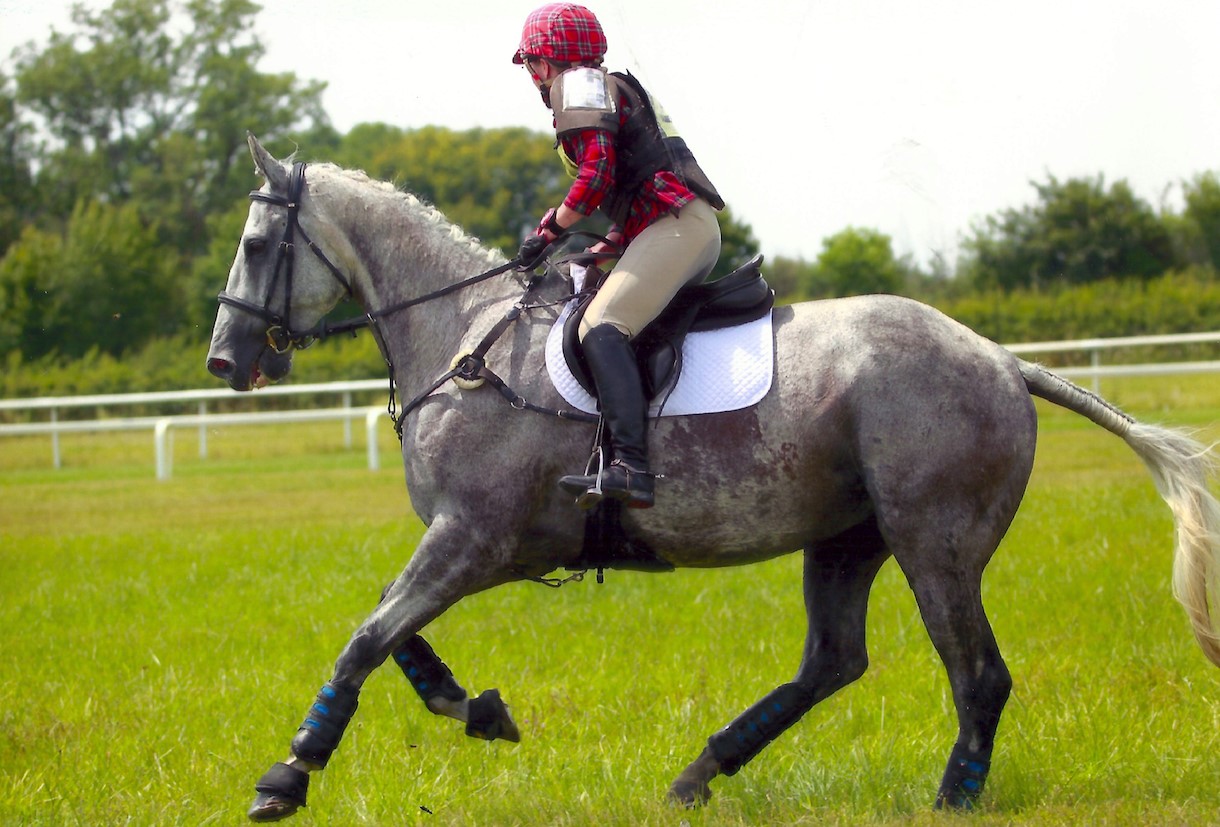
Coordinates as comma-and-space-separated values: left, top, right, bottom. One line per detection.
559, 457, 655, 510
558, 324, 655, 510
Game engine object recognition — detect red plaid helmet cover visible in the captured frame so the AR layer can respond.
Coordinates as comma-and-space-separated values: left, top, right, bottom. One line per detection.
512, 3, 607, 65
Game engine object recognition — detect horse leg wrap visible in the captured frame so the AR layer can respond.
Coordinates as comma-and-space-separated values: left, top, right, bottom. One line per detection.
392, 635, 468, 706
934, 742, 992, 810
249, 761, 310, 821
289, 682, 359, 767
706, 682, 815, 776
465, 688, 521, 743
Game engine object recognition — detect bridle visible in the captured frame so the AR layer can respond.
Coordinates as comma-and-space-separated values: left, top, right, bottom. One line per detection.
217, 163, 358, 353
215, 162, 598, 433
218, 162, 528, 355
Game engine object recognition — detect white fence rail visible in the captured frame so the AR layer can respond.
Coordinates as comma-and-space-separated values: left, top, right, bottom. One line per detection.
3, 332, 1220, 479
0, 379, 388, 475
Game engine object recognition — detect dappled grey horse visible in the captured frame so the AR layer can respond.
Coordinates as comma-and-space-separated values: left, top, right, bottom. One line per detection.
207, 136, 1220, 822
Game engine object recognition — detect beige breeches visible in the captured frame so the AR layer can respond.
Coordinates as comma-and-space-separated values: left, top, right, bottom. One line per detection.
579, 198, 722, 340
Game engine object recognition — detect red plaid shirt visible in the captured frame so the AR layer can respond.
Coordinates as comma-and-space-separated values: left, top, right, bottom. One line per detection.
557, 91, 696, 242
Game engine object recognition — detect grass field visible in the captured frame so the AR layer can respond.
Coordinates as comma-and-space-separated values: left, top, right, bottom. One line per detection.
3, 375, 1220, 826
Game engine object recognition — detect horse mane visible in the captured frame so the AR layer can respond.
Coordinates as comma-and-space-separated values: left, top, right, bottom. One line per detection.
309, 162, 504, 268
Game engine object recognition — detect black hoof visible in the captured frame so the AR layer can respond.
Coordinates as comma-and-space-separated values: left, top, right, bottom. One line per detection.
666, 779, 712, 809
465, 688, 521, 743
249, 762, 308, 822
667, 750, 718, 808
247, 792, 302, 822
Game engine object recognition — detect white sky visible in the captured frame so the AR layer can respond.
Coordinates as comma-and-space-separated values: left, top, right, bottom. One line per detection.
3, 0, 1219, 265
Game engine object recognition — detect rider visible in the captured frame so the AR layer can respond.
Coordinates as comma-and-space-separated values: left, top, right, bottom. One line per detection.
514, 2, 725, 510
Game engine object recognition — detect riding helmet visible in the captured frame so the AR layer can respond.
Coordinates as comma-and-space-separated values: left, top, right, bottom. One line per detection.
512, 3, 608, 65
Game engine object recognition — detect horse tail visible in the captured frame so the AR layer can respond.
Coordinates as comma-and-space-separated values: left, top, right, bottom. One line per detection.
1019, 359, 1220, 666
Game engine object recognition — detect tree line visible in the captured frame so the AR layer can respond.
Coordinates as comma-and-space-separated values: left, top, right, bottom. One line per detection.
2, 0, 1219, 398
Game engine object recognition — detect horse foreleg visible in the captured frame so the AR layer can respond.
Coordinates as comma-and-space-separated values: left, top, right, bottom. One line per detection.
390, 633, 520, 742
669, 520, 890, 807
247, 519, 515, 822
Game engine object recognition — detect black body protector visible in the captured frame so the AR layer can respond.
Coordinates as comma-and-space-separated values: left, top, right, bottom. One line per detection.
550, 67, 724, 225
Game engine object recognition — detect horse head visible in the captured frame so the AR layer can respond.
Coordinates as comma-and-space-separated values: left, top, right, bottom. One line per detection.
206, 135, 353, 391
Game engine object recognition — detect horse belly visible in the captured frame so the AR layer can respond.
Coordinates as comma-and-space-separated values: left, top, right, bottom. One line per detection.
637, 383, 867, 567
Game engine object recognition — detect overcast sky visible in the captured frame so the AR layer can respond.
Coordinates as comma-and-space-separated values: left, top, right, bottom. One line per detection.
4, 0, 1219, 265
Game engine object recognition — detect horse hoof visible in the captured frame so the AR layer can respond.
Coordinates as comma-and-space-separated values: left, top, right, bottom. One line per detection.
465, 688, 521, 743
247, 792, 301, 822
667, 779, 712, 809
249, 761, 309, 822
667, 749, 719, 808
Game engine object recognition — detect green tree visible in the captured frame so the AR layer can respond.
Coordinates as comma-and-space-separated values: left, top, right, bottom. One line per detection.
0, 71, 34, 255
11, 0, 330, 254
765, 256, 814, 303
347, 125, 567, 253
806, 227, 904, 297
1180, 172, 1220, 271
0, 199, 179, 359
711, 205, 760, 281
962, 174, 1174, 291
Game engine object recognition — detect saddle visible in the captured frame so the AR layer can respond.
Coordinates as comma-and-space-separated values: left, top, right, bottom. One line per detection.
562, 254, 773, 404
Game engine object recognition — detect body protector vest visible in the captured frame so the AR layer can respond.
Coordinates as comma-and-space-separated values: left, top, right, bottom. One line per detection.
551, 67, 725, 227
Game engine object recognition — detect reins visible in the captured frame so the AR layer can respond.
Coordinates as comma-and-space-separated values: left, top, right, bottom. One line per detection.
218, 162, 603, 438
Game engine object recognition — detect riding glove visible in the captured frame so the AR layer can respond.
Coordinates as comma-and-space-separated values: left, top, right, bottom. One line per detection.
517, 234, 549, 270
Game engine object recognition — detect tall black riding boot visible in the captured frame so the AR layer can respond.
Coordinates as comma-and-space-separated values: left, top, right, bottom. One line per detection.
558, 324, 655, 509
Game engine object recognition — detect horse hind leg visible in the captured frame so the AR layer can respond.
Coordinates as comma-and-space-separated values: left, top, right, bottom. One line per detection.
669, 518, 891, 806
901, 561, 1011, 809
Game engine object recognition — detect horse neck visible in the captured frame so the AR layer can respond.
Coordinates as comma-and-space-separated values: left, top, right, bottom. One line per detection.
312, 167, 512, 378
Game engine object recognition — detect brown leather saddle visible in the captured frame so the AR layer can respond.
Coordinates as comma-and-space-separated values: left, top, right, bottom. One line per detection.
562, 254, 773, 403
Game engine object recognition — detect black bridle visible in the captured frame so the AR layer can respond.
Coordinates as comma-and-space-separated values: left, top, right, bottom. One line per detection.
216, 162, 598, 433
218, 162, 524, 353
217, 163, 354, 353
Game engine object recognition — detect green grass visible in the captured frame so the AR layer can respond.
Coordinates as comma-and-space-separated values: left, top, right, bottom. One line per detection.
3, 374, 1220, 825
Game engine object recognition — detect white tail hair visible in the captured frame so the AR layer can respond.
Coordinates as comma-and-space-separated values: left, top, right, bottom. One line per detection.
1020, 360, 1220, 667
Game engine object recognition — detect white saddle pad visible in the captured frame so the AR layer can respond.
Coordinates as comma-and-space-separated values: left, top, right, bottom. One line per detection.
544, 294, 775, 418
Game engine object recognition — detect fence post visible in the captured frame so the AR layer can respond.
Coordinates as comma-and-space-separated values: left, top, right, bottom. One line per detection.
366, 409, 382, 471
198, 401, 208, 459
51, 407, 61, 470
1091, 349, 1101, 394
155, 418, 173, 481
343, 391, 353, 449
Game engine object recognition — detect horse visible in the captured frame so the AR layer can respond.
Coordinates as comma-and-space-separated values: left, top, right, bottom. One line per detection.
207, 135, 1220, 822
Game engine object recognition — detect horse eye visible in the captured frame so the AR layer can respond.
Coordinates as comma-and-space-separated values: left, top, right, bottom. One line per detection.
244, 237, 268, 257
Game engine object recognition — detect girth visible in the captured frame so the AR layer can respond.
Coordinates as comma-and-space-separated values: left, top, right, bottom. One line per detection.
562, 253, 773, 402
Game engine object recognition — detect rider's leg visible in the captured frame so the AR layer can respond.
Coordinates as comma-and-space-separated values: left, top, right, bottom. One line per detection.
560, 199, 720, 509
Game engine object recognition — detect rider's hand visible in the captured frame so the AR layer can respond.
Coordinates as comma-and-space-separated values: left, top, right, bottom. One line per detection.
516, 234, 549, 270
587, 231, 623, 261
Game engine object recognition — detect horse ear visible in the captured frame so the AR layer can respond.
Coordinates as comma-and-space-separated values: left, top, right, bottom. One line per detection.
247, 133, 289, 193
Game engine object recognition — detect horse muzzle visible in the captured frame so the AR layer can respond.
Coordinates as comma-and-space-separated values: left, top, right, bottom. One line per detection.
207, 342, 294, 392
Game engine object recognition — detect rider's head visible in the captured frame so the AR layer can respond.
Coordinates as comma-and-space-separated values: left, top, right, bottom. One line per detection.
513, 3, 608, 84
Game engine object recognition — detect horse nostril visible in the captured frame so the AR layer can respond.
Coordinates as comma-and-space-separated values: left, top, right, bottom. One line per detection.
207, 357, 234, 378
